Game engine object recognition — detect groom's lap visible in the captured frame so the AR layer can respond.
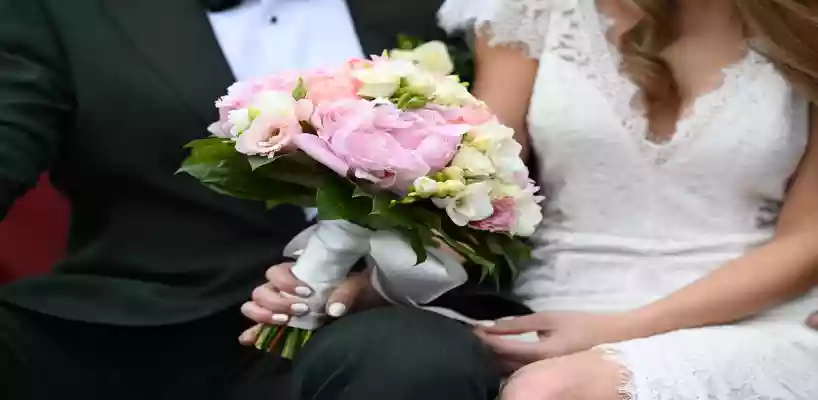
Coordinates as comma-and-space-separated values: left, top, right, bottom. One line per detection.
291, 306, 503, 400
0, 302, 292, 400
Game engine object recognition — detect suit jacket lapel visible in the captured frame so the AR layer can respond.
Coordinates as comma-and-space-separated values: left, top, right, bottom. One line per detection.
345, 0, 389, 56
346, 0, 450, 56
103, 0, 234, 125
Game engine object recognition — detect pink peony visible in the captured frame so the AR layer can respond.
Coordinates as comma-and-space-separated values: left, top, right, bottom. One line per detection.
469, 197, 516, 233
299, 101, 468, 192
310, 99, 373, 137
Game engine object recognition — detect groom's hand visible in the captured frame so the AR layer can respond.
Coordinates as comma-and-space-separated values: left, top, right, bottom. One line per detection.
238, 262, 381, 346
808, 311, 818, 330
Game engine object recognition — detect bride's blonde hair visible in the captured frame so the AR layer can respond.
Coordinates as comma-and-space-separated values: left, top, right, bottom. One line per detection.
619, 0, 818, 126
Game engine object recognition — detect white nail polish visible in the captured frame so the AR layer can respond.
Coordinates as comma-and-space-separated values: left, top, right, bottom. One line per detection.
290, 303, 309, 315
272, 314, 289, 323
327, 303, 347, 318
294, 286, 312, 297
478, 320, 496, 327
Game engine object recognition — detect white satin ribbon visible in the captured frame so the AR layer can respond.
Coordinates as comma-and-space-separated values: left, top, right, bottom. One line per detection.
283, 220, 469, 330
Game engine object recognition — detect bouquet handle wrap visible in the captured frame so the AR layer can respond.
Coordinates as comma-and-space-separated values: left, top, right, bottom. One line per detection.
283, 222, 469, 330
284, 220, 372, 330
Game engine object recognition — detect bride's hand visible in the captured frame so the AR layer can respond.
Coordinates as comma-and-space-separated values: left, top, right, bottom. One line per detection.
238, 262, 381, 346
474, 311, 634, 372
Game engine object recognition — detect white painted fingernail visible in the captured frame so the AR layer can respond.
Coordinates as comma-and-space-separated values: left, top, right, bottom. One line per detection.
272, 314, 289, 323
327, 303, 347, 318
478, 320, 496, 327
290, 303, 309, 315
294, 286, 312, 297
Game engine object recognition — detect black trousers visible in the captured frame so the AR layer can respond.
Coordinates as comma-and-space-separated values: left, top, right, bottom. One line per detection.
291, 307, 503, 400
0, 302, 291, 400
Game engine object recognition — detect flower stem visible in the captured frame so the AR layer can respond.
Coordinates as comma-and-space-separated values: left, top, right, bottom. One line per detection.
254, 325, 315, 359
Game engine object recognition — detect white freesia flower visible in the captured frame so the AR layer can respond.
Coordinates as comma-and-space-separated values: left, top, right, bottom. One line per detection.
468, 123, 526, 181
353, 60, 415, 98
412, 176, 439, 196
392, 41, 455, 76
253, 90, 297, 117
488, 180, 522, 199
432, 76, 477, 107
438, 179, 466, 196
450, 145, 496, 177
512, 186, 544, 236
227, 108, 252, 137
432, 182, 494, 226
405, 70, 438, 97
442, 166, 465, 181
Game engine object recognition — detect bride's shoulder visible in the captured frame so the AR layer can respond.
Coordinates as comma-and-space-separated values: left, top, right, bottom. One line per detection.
437, 0, 580, 59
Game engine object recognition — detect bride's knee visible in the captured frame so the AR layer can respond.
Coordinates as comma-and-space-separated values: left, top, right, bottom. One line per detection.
501, 363, 572, 400
500, 351, 624, 400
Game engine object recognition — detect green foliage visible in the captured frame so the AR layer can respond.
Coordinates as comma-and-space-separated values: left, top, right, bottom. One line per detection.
177, 138, 316, 207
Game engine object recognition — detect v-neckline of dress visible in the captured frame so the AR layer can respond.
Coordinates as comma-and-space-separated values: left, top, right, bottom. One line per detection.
577, 0, 762, 165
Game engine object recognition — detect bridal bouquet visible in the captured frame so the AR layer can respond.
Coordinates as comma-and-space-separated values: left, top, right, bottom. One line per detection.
180, 41, 543, 358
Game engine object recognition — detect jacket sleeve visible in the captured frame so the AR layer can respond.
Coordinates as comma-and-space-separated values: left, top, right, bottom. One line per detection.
0, 0, 74, 219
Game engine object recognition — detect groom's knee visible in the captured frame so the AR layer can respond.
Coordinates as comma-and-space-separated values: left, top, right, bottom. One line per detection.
291, 307, 501, 400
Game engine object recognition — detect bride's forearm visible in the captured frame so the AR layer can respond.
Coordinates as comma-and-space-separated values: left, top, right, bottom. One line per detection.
622, 231, 818, 337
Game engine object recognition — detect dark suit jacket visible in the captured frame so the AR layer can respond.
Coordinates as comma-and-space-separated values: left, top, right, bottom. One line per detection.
0, 0, 467, 325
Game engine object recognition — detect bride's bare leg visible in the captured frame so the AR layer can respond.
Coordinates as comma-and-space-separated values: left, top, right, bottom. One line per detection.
500, 350, 626, 400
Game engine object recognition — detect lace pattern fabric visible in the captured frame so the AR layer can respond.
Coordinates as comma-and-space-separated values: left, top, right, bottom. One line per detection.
439, 0, 818, 398
438, 0, 569, 59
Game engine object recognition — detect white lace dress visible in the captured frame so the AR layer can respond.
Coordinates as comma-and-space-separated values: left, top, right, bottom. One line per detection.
439, 0, 818, 398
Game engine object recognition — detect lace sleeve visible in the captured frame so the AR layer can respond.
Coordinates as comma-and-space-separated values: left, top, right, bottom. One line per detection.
437, 0, 556, 59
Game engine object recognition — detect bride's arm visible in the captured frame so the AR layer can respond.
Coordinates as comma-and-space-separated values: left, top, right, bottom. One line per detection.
623, 104, 818, 336
472, 35, 539, 161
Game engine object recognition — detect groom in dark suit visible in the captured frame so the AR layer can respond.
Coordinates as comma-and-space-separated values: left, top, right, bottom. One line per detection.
0, 0, 467, 398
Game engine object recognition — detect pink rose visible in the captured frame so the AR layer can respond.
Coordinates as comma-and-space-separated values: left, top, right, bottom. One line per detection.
235, 115, 300, 156
303, 70, 361, 104
258, 72, 301, 92
234, 99, 313, 156
469, 197, 516, 233
435, 104, 497, 125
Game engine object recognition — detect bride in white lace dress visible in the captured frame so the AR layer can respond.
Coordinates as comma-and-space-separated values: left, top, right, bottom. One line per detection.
438, 0, 818, 398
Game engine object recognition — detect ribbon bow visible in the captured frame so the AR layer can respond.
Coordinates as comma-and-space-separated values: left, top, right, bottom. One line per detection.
283, 220, 469, 329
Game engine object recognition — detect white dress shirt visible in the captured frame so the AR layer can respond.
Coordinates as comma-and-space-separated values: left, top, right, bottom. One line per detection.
207, 0, 365, 81
208, 0, 364, 219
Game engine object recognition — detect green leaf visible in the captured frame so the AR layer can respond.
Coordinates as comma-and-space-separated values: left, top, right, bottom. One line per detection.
292, 77, 307, 100
252, 152, 327, 189
352, 186, 375, 199
396, 33, 421, 50
178, 137, 316, 207
404, 229, 428, 265
407, 206, 443, 231
315, 178, 371, 221
247, 156, 274, 171
369, 194, 417, 229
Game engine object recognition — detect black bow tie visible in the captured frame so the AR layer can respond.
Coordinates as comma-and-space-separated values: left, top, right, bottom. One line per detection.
201, 0, 244, 12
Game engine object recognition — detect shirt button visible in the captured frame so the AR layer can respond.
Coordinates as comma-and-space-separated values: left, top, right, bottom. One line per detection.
269, 15, 278, 24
